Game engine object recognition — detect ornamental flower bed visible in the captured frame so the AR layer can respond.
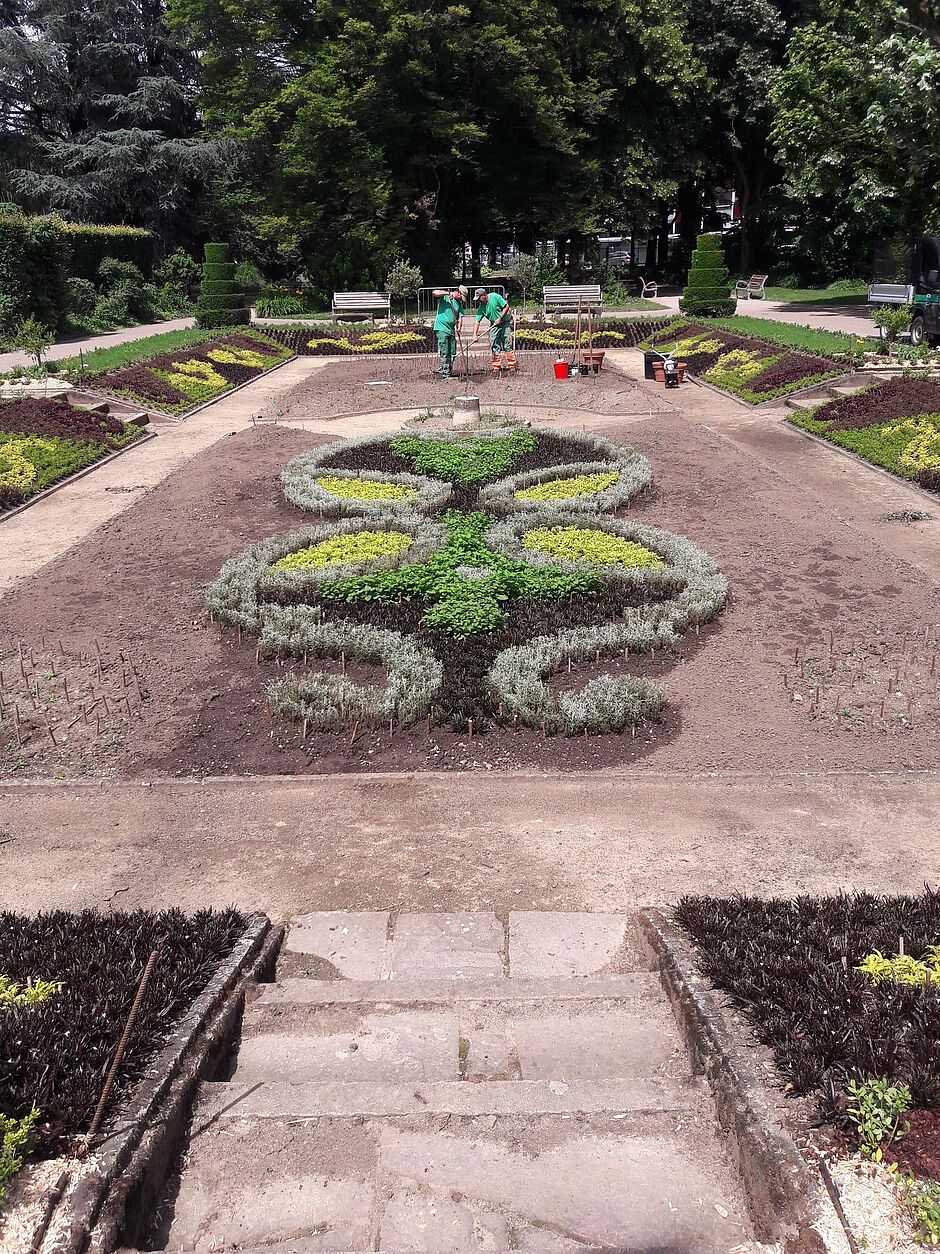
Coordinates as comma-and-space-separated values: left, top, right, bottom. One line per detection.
0, 397, 142, 513
90, 331, 293, 415
262, 325, 436, 356
676, 892, 940, 1244
208, 425, 726, 737
788, 377, 940, 492
260, 318, 670, 357
644, 320, 844, 403
0, 909, 245, 1198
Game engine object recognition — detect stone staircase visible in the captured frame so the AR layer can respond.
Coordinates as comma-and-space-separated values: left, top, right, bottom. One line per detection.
783, 376, 867, 412
139, 913, 769, 1253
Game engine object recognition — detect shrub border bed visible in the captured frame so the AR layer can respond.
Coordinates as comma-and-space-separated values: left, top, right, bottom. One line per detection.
17, 912, 280, 1254
0, 429, 154, 523
639, 907, 853, 1254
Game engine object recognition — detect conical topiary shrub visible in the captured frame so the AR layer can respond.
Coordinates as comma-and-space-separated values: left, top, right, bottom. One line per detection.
195, 242, 249, 329
679, 233, 735, 318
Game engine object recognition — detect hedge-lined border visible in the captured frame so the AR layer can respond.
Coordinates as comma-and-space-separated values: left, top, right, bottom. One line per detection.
261, 607, 443, 729
206, 515, 447, 631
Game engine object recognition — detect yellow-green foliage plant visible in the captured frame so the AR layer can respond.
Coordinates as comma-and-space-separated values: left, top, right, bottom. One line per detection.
281, 441, 453, 518
704, 348, 779, 390
523, 526, 665, 569
315, 476, 417, 502
206, 346, 271, 369
0, 440, 44, 491
273, 530, 413, 571
155, 358, 229, 402
857, 945, 940, 986
884, 417, 940, 474
306, 331, 426, 354
902, 1175, 940, 1245
0, 1107, 39, 1203
516, 472, 618, 502
0, 974, 58, 1008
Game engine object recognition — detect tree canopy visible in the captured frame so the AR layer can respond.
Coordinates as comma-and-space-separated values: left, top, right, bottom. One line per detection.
1, 0, 935, 282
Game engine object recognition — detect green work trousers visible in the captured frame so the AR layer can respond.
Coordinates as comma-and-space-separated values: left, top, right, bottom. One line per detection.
437, 330, 457, 377
489, 319, 510, 353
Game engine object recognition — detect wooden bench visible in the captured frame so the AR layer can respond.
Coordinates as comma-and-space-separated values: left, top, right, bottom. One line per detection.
734, 275, 768, 300
331, 291, 392, 321
542, 284, 604, 317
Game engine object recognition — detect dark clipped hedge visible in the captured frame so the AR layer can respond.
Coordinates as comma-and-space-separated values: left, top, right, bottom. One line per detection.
196, 243, 248, 329
0, 209, 154, 333
0, 209, 71, 333
680, 233, 734, 318
63, 224, 153, 281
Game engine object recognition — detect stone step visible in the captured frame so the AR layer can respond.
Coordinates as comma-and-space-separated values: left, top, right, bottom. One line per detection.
234, 1000, 683, 1085
827, 383, 862, 398
250, 973, 660, 1010
279, 911, 638, 983
200, 1076, 697, 1119
783, 394, 821, 411
152, 1114, 753, 1253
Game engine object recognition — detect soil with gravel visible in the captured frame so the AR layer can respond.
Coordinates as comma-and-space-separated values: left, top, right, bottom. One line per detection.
884, 1107, 940, 1180
277, 355, 677, 420
2, 368, 940, 777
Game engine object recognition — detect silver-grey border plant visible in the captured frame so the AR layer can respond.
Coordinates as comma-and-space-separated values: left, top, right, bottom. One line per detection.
486, 517, 726, 733
206, 515, 446, 632
281, 459, 452, 518
479, 453, 651, 515
262, 607, 443, 729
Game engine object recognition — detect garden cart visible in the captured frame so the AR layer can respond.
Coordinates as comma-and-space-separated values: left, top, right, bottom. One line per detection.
868, 236, 940, 346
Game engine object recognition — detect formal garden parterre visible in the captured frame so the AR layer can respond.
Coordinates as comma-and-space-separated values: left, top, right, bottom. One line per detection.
84, 330, 293, 415
643, 319, 847, 403
208, 426, 727, 737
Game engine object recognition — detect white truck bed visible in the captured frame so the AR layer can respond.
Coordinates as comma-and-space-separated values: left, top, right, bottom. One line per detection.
868, 282, 914, 305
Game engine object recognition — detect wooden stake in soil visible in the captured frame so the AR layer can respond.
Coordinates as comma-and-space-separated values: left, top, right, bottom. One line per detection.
86, 944, 162, 1144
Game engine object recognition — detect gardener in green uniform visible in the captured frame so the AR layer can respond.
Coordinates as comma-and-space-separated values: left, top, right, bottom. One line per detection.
475, 287, 511, 355
432, 285, 467, 378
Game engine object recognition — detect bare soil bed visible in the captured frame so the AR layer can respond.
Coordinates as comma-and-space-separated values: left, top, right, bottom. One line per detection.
1, 359, 939, 778
276, 354, 677, 420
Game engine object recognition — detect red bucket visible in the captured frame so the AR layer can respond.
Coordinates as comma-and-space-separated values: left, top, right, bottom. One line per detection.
553, 359, 570, 380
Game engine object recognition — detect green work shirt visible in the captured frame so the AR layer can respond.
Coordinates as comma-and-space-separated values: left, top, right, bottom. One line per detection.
433, 295, 463, 334
477, 292, 508, 325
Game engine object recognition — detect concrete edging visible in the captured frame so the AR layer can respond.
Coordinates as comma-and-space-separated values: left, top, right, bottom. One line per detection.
638, 907, 852, 1254
31, 912, 283, 1254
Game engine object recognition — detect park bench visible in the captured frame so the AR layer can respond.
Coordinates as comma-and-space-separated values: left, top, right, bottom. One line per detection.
637, 276, 659, 299
734, 274, 768, 300
542, 284, 604, 317
331, 291, 392, 321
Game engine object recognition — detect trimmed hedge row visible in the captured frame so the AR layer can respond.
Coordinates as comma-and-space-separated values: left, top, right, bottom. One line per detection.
0, 207, 154, 334
681, 233, 734, 318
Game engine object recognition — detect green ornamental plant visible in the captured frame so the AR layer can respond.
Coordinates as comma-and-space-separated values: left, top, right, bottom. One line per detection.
680, 234, 735, 318
872, 303, 914, 353
385, 258, 423, 322
196, 243, 249, 329
8, 315, 55, 366
903, 1175, 940, 1245
846, 1077, 911, 1160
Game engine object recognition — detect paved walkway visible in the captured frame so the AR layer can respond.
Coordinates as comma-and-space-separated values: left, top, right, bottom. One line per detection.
2, 772, 938, 916
143, 911, 758, 1252
0, 316, 197, 371
655, 293, 872, 337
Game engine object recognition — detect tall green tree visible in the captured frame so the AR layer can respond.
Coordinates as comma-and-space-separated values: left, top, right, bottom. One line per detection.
168, 0, 701, 286
0, 0, 225, 240
772, 0, 940, 278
